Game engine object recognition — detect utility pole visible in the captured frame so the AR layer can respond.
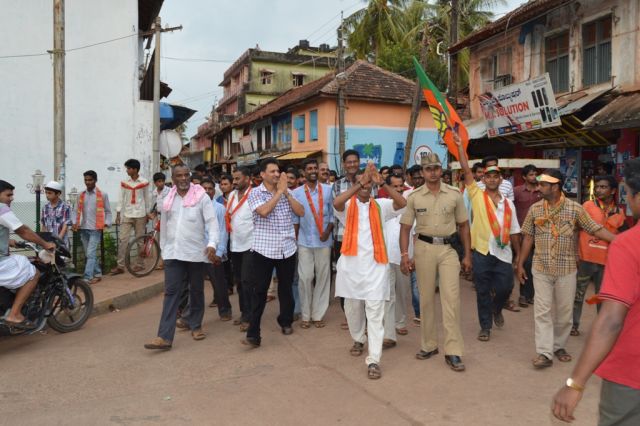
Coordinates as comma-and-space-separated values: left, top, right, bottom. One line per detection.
403, 25, 429, 167
151, 17, 182, 174
448, 0, 459, 104
53, 0, 65, 198
337, 11, 347, 173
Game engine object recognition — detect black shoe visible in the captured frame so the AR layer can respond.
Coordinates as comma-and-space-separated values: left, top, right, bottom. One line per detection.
281, 326, 293, 335
494, 311, 505, 328
445, 355, 466, 372
242, 337, 261, 348
415, 348, 439, 360
477, 329, 491, 341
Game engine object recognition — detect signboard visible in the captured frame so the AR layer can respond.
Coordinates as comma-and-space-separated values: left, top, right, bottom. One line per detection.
480, 73, 561, 138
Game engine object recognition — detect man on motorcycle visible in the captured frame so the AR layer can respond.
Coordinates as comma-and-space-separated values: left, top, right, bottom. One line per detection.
0, 180, 56, 328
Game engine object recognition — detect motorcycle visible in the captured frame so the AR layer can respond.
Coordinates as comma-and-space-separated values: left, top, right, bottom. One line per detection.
0, 233, 93, 336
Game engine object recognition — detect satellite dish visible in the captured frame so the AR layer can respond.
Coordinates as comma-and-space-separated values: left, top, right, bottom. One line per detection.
159, 130, 182, 158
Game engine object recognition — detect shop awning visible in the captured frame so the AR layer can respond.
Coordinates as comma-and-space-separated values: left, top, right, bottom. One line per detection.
160, 103, 197, 131
583, 91, 640, 131
556, 88, 611, 116
276, 150, 322, 160
463, 117, 488, 139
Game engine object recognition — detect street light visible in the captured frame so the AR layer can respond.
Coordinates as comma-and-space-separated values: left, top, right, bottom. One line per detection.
67, 186, 79, 207
27, 169, 45, 232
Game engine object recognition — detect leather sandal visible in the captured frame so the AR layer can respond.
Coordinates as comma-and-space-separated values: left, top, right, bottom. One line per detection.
144, 337, 172, 350
477, 329, 491, 342
300, 321, 311, 329
570, 326, 580, 336
554, 349, 572, 362
396, 327, 408, 336
350, 342, 364, 356
191, 329, 206, 341
532, 354, 553, 369
367, 363, 382, 380
313, 320, 326, 328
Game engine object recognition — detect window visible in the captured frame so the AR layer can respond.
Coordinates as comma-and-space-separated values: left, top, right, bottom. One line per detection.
583, 16, 612, 86
293, 74, 305, 87
546, 32, 570, 93
479, 48, 512, 92
294, 114, 305, 142
265, 125, 272, 150
309, 110, 318, 141
256, 129, 262, 151
260, 70, 273, 85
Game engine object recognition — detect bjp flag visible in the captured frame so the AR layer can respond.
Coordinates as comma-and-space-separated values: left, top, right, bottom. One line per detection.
412, 57, 469, 160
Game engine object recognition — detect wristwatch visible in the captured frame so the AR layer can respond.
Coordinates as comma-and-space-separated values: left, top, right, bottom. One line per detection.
565, 378, 585, 392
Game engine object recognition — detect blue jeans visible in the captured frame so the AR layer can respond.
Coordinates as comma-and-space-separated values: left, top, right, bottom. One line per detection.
410, 270, 420, 318
472, 250, 513, 330
80, 229, 102, 280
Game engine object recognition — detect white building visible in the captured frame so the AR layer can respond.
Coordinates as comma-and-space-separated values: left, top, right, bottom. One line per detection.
0, 0, 165, 224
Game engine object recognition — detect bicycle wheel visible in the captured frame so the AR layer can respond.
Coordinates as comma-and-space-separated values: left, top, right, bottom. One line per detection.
47, 278, 94, 333
125, 234, 160, 277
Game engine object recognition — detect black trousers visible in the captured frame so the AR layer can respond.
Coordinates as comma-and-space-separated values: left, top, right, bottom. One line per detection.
157, 260, 205, 341
520, 249, 535, 301
246, 251, 296, 342
230, 250, 251, 322
204, 262, 231, 316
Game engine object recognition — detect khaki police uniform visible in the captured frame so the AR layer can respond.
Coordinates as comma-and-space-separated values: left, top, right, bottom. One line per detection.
400, 153, 468, 356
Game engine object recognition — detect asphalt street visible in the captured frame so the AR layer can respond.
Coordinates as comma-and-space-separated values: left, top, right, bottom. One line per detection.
0, 280, 600, 425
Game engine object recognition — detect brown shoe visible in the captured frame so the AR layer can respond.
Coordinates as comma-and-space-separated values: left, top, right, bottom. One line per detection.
191, 329, 206, 341
220, 315, 232, 322
88, 277, 102, 285
239, 322, 249, 332
382, 339, 397, 349
110, 267, 125, 276
532, 354, 553, 369
144, 337, 172, 350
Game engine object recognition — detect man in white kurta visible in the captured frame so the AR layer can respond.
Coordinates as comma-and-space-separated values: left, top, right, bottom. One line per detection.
333, 164, 406, 379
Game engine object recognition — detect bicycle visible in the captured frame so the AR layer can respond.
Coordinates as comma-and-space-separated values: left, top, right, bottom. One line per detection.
124, 217, 161, 277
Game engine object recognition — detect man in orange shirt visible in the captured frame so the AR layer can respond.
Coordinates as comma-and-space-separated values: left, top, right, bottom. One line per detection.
572, 175, 628, 336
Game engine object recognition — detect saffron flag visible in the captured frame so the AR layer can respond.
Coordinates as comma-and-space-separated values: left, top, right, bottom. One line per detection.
413, 57, 469, 161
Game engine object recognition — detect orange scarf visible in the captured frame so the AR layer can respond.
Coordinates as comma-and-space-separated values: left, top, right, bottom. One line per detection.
483, 192, 512, 249
341, 196, 388, 264
534, 194, 565, 239
225, 187, 251, 233
121, 181, 149, 204
77, 188, 105, 230
304, 184, 324, 236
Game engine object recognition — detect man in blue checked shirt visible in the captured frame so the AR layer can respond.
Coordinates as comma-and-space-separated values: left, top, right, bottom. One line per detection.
200, 179, 231, 321
292, 158, 334, 329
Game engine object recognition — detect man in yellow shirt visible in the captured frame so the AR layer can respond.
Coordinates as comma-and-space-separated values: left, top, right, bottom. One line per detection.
455, 134, 521, 342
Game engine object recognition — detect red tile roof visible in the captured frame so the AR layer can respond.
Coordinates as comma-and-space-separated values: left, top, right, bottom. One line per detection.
232, 60, 417, 127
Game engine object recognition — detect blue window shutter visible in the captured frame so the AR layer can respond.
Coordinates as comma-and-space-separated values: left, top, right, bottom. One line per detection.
296, 114, 305, 142
310, 110, 318, 141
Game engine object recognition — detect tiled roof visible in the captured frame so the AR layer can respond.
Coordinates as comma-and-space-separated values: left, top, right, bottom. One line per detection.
232, 60, 417, 127
449, 0, 571, 53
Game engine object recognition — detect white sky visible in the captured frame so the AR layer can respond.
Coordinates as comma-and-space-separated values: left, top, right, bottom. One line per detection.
161, 0, 526, 134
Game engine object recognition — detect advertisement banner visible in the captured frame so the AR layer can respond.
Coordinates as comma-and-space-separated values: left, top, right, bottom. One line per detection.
480, 73, 561, 138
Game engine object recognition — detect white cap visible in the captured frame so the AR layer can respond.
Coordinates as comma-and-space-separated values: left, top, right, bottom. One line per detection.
44, 181, 62, 192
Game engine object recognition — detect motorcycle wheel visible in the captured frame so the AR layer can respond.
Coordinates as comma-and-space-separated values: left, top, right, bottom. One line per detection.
47, 278, 94, 333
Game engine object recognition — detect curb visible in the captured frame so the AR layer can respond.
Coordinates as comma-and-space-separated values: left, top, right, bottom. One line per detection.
91, 281, 164, 317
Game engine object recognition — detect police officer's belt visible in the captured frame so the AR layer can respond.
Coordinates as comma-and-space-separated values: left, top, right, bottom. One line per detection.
418, 234, 456, 245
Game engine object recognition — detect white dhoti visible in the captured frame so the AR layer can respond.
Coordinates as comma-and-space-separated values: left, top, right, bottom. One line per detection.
0, 255, 36, 290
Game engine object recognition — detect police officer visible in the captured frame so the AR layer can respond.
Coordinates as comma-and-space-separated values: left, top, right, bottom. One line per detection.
399, 153, 472, 372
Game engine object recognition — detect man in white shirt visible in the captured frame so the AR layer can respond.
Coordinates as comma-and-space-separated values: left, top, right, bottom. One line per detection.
334, 164, 407, 380
227, 167, 254, 331
144, 165, 219, 350
0, 180, 55, 328
112, 158, 150, 275
382, 174, 412, 348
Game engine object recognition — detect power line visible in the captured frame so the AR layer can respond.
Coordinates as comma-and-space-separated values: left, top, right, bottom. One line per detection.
304, 0, 361, 41
0, 32, 139, 59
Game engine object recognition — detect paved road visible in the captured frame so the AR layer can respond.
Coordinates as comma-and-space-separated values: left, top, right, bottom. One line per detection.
0, 280, 600, 425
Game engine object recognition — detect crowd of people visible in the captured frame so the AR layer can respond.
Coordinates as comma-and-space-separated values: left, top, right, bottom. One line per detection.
1, 139, 639, 423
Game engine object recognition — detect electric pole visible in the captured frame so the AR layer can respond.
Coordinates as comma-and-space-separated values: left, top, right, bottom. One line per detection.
151, 17, 182, 174
53, 0, 65, 197
403, 25, 429, 167
337, 12, 347, 173
448, 0, 459, 104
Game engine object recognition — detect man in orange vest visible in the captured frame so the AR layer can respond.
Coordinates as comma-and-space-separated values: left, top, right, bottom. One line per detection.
571, 175, 628, 336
